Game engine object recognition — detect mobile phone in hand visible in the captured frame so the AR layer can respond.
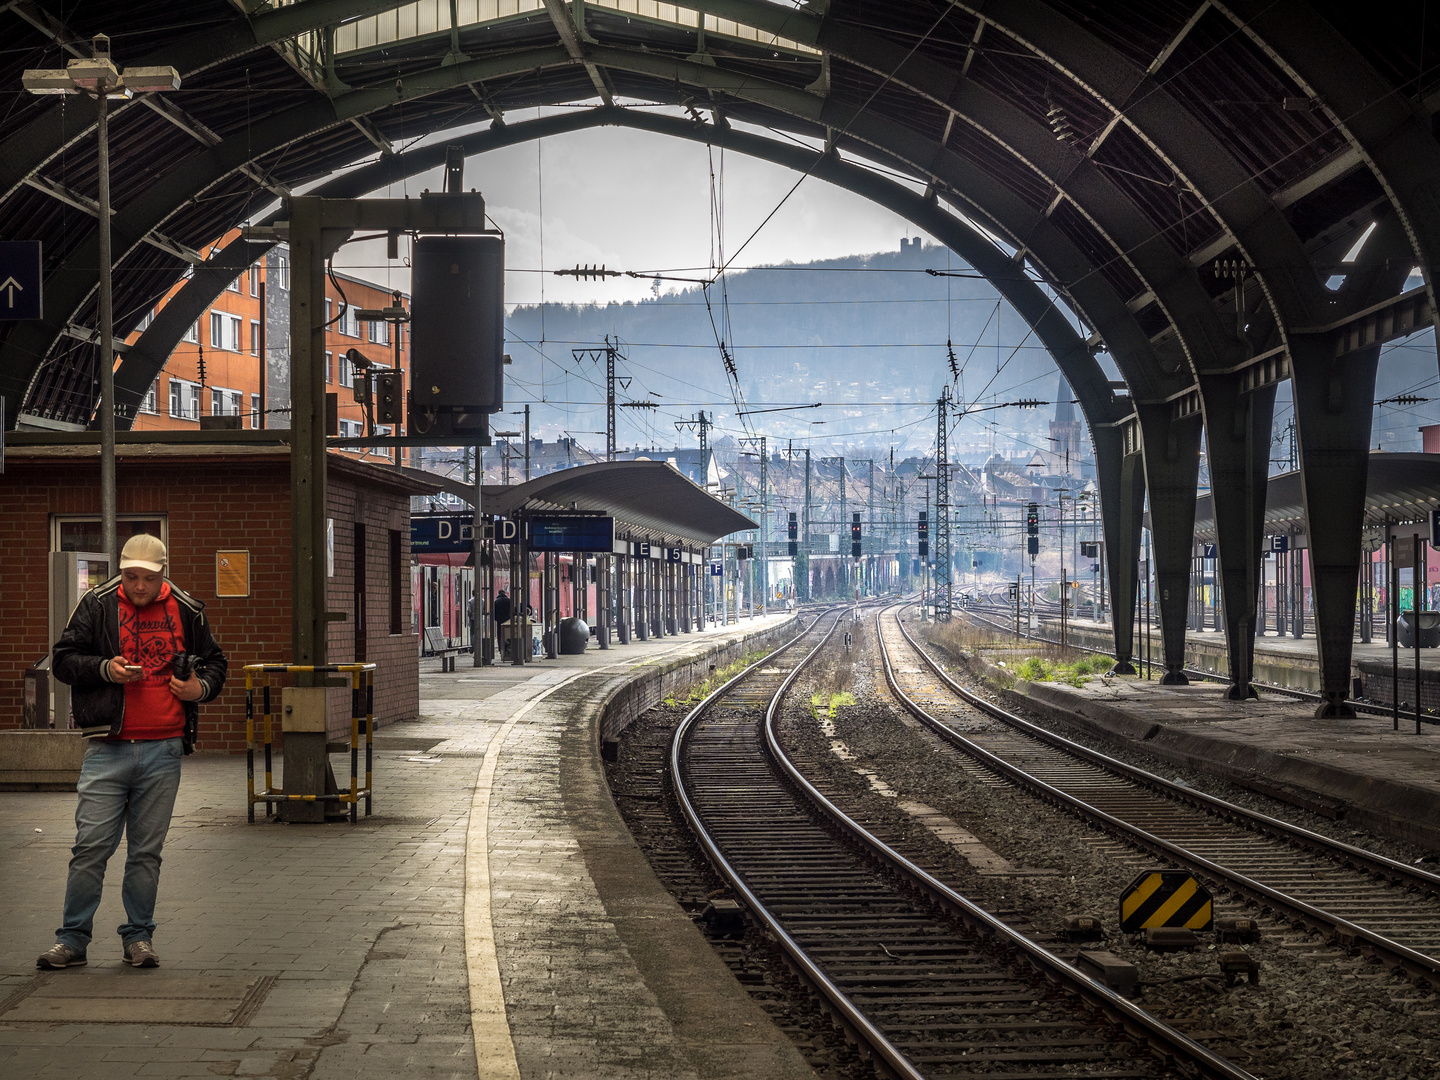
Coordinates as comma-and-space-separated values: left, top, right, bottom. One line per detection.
124, 664, 142, 674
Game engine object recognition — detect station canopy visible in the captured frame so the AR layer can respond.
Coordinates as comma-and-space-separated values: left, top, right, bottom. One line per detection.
475, 460, 756, 548
1193, 453, 1440, 543
2, 2, 1435, 442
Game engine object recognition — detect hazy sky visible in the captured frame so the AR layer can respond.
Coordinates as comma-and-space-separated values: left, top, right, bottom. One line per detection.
329, 112, 931, 308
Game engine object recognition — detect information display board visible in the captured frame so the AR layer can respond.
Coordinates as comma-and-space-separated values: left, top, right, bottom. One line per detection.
528, 515, 615, 552
411, 514, 476, 554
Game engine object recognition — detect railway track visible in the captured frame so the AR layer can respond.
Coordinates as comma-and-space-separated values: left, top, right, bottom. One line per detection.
670, 606, 1257, 1080
879, 604, 1440, 985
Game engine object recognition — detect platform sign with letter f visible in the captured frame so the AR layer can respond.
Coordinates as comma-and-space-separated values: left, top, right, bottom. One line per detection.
0, 242, 41, 320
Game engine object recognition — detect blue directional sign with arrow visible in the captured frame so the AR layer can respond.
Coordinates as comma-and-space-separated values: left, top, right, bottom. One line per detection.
0, 242, 41, 320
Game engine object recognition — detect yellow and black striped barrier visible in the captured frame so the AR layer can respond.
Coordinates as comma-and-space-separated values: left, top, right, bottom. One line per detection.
1119, 870, 1214, 933
243, 663, 376, 824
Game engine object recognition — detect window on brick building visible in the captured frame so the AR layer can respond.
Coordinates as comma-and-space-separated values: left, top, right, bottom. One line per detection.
326, 297, 333, 326
250, 393, 261, 428
271, 253, 288, 291
249, 264, 261, 296
211, 387, 242, 416
181, 320, 199, 344
389, 530, 403, 634
250, 320, 260, 355
169, 378, 200, 421
141, 380, 158, 414
337, 352, 352, 388
325, 351, 333, 384
226, 274, 241, 293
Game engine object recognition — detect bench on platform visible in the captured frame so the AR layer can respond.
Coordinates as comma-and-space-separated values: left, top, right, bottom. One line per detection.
423, 626, 461, 672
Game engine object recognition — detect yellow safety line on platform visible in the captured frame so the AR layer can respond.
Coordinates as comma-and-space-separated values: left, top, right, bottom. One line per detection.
465, 636, 722, 1080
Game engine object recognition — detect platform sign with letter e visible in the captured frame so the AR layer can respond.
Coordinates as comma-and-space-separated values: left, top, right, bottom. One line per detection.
0, 242, 41, 320
1119, 870, 1213, 933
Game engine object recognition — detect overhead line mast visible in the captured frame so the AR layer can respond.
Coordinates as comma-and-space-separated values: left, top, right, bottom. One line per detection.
935, 386, 952, 622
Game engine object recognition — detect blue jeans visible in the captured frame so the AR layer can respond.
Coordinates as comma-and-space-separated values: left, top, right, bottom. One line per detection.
56, 738, 183, 952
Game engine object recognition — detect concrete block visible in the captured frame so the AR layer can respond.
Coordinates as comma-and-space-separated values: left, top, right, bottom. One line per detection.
0, 728, 85, 789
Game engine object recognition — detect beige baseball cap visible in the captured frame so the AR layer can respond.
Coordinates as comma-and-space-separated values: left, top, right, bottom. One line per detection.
119, 533, 167, 573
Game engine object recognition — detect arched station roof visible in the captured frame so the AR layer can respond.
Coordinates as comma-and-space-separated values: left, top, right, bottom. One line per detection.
2, 0, 1436, 436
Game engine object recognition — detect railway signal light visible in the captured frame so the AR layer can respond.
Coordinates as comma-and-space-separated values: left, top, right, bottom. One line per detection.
918, 510, 928, 558
788, 511, 798, 557
851, 512, 861, 558
375, 370, 402, 425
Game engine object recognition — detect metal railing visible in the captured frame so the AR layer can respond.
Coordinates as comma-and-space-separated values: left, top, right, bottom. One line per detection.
243, 663, 376, 823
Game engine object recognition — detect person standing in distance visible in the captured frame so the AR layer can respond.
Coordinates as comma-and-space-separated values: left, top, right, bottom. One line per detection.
37, 534, 228, 970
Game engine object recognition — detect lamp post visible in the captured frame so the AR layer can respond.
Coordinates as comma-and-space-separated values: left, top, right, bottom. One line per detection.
23, 37, 180, 569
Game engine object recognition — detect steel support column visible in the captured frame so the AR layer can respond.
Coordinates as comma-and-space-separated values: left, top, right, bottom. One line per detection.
1290, 335, 1380, 716
1136, 405, 1205, 684
1093, 424, 1144, 674
1198, 375, 1277, 699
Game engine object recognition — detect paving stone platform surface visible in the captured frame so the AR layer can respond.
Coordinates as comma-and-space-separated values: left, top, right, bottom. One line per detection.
0, 615, 813, 1080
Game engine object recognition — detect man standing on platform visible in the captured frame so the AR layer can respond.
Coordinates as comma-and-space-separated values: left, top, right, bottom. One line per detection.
37, 534, 227, 970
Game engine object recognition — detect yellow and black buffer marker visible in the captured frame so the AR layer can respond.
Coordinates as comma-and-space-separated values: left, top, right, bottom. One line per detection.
1119, 870, 1214, 933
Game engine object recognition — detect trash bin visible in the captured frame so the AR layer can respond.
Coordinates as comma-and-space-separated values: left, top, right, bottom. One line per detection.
558, 617, 589, 655
22, 657, 50, 728
1395, 610, 1440, 648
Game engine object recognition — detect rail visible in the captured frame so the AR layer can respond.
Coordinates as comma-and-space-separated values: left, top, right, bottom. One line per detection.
882, 604, 1440, 985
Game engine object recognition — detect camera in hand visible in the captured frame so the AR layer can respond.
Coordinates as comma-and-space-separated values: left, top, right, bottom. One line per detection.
171, 652, 194, 681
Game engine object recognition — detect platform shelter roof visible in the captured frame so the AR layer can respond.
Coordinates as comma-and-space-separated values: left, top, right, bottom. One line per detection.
1193, 453, 1440, 542
477, 460, 755, 549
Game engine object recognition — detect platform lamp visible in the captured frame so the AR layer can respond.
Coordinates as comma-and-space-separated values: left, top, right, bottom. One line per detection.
23, 37, 181, 569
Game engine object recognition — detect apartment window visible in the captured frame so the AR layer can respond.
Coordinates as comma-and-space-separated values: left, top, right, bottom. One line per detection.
210, 312, 241, 351
141, 380, 158, 414
250, 320, 260, 356
211, 387, 242, 416
210, 312, 223, 348
326, 298, 333, 326
249, 265, 261, 296
338, 418, 363, 438
225, 274, 241, 293
389, 530, 403, 634
368, 319, 388, 346
325, 351, 333, 384
181, 320, 199, 344
169, 378, 200, 421
271, 253, 288, 291
250, 393, 261, 428
337, 352, 352, 389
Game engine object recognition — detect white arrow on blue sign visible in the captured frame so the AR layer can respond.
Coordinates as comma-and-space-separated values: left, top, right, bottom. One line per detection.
0, 242, 42, 320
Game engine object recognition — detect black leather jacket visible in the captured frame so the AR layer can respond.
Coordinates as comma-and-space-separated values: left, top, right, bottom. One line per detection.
52, 575, 228, 753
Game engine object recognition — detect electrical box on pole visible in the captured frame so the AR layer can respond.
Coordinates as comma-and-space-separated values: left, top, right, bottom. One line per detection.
409, 234, 505, 437
788, 511, 798, 557
851, 511, 862, 558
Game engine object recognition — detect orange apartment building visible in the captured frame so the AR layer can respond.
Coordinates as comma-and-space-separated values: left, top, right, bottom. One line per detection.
130, 229, 410, 461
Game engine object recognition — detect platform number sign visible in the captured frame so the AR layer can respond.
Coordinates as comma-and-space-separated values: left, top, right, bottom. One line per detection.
1119, 870, 1213, 933
0, 242, 42, 320
710, 561, 723, 576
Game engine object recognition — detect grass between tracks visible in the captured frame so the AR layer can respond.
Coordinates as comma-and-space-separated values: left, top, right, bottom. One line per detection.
927, 619, 1113, 687
662, 648, 773, 708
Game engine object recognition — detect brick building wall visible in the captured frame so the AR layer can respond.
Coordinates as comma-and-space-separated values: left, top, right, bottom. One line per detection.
0, 445, 433, 751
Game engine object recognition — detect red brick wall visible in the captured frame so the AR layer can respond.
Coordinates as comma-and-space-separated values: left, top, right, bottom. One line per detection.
0, 451, 420, 751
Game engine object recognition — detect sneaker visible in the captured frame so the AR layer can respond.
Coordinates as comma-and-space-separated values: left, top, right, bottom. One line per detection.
37, 943, 87, 969
123, 940, 160, 968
